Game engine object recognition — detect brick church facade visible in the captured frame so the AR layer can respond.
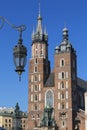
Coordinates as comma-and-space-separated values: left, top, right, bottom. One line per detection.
27, 10, 87, 130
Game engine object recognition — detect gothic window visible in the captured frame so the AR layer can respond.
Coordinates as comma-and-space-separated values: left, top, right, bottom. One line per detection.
61, 82, 64, 89
61, 103, 64, 109
34, 85, 38, 92
34, 66, 38, 72
62, 72, 65, 79
35, 58, 38, 64
34, 75, 38, 82
61, 93, 64, 99
60, 59, 65, 67
34, 94, 38, 101
45, 90, 54, 107
61, 120, 66, 127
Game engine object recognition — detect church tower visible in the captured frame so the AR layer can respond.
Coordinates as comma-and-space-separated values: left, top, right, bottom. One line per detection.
28, 8, 50, 130
54, 28, 77, 130
28, 5, 78, 130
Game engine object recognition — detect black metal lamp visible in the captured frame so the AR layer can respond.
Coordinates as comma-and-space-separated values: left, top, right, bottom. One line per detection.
13, 26, 27, 81
0, 16, 27, 81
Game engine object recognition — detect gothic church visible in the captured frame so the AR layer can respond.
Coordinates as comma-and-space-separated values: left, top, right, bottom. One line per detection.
28, 9, 87, 130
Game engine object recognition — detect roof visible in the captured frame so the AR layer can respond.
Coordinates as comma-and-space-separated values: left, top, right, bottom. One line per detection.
45, 72, 54, 87
77, 77, 87, 92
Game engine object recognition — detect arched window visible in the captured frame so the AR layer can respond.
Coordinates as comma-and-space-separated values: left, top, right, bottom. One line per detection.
45, 90, 54, 107
61, 82, 64, 89
60, 59, 65, 67
34, 94, 38, 101
61, 103, 64, 109
61, 93, 64, 99
62, 72, 65, 79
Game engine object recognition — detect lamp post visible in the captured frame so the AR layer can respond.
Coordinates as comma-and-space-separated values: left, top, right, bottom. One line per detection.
0, 16, 27, 81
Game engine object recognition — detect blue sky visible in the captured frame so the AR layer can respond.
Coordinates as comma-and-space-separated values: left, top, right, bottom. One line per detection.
0, 0, 87, 111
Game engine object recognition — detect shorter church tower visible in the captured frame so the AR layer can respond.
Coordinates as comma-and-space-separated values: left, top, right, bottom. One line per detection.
54, 27, 77, 130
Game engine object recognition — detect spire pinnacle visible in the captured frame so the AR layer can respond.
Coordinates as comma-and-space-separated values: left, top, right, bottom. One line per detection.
38, 2, 41, 17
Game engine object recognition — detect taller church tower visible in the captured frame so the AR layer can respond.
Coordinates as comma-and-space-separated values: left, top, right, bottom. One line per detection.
28, 8, 51, 130
28, 7, 78, 130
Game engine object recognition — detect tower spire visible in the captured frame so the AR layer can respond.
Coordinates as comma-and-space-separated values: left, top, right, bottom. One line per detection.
38, 2, 41, 17
36, 2, 42, 34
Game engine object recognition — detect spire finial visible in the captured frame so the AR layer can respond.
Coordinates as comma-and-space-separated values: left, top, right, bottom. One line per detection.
38, 2, 41, 17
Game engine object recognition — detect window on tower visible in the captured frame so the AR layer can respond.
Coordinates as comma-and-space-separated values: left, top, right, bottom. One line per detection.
61, 103, 64, 109
34, 85, 38, 92
62, 72, 65, 79
61, 82, 64, 89
35, 58, 38, 63
34, 66, 38, 72
45, 90, 54, 107
61, 93, 65, 99
34, 94, 38, 101
60, 59, 65, 67
34, 75, 38, 82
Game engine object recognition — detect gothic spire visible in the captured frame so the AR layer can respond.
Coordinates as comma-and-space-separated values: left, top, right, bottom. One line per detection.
36, 3, 42, 34
32, 3, 48, 43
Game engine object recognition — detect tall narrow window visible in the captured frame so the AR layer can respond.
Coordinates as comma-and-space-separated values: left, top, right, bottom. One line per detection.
35, 58, 37, 64
62, 72, 65, 79
60, 59, 65, 67
61, 82, 64, 89
35, 75, 38, 82
61, 103, 64, 109
34, 66, 37, 72
45, 90, 54, 107
34, 95, 38, 101
61, 93, 64, 99
34, 85, 38, 92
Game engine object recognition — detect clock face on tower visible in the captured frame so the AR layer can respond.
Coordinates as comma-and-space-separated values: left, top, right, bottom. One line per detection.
46, 90, 53, 108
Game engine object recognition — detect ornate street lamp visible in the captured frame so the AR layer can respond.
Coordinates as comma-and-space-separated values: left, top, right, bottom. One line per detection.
0, 16, 27, 81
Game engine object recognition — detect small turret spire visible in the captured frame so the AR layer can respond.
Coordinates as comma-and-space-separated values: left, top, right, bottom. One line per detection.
62, 27, 68, 41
